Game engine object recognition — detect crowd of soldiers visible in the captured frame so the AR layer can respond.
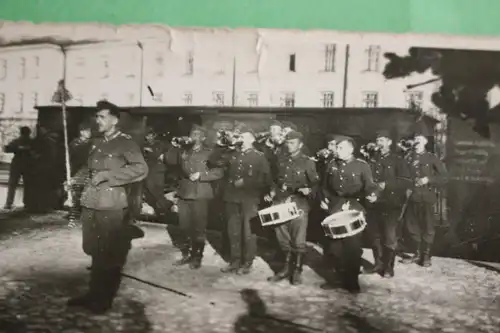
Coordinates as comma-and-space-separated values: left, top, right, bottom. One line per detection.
3, 99, 447, 314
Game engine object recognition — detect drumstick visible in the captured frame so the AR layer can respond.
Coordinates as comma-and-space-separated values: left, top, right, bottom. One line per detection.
398, 192, 412, 221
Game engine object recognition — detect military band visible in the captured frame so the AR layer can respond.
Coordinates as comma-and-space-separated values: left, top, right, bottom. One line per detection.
66, 103, 449, 312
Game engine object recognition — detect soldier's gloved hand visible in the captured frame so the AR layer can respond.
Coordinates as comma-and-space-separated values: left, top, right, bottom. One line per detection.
189, 172, 201, 181
297, 188, 311, 196
366, 193, 377, 203
406, 189, 413, 198
63, 179, 75, 191
234, 179, 244, 188
378, 182, 386, 190
415, 177, 429, 187
91, 171, 108, 186
320, 199, 329, 210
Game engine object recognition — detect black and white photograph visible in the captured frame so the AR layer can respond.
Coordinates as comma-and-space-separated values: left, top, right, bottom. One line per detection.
0, 22, 499, 332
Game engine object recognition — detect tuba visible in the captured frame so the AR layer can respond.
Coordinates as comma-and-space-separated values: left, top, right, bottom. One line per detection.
360, 142, 380, 162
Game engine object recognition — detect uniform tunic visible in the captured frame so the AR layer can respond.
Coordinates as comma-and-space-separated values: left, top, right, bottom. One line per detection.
367, 152, 407, 251
223, 148, 272, 264
403, 151, 447, 248
4, 136, 35, 208
80, 131, 148, 269
176, 146, 223, 247
273, 152, 319, 253
322, 157, 378, 284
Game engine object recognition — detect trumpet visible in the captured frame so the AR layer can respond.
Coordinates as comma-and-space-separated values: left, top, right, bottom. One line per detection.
397, 138, 416, 155
310, 148, 333, 162
360, 142, 380, 161
171, 136, 195, 149
216, 129, 243, 150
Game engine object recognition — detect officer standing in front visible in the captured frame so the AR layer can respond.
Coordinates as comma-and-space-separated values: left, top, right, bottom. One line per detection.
320, 135, 378, 293
364, 130, 406, 278
67, 100, 148, 314
400, 130, 447, 267
172, 125, 224, 269
221, 125, 272, 275
266, 130, 319, 285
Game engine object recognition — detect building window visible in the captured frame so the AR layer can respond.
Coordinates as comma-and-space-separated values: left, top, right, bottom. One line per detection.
0, 93, 5, 112
364, 45, 381, 72
101, 56, 110, 79
0, 59, 6, 80
183, 92, 193, 105
127, 93, 135, 104
324, 44, 336, 72
280, 92, 295, 108
155, 52, 164, 77
186, 51, 194, 75
33, 56, 40, 79
213, 91, 225, 106
321, 91, 334, 107
406, 91, 424, 110
362, 91, 378, 108
153, 92, 163, 102
20, 57, 27, 79
289, 54, 296, 72
75, 57, 85, 79
247, 93, 259, 107
17, 93, 24, 113
32, 92, 39, 107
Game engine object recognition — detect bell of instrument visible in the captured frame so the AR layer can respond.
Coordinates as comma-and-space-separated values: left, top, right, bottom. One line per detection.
216, 129, 243, 150
360, 142, 380, 160
171, 136, 195, 149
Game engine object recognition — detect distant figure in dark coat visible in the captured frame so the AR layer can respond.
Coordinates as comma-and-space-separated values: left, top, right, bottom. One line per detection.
3, 126, 35, 210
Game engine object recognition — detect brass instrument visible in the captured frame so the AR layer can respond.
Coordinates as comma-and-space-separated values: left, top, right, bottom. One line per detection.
396, 138, 416, 157
171, 136, 195, 149
216, 129, 243, 150
311, 148, 333, 162
359, 142, 380, 162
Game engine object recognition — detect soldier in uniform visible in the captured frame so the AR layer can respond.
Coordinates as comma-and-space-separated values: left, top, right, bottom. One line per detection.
3, 126, 35, 210
400, 130, 447, 267
364, 130, 407, 277
67, 100, 148, 314
142, 128, 173, 221
266, 130, 319, 285
221, 125, 272, 275
320, 135, 378, 293
255, 120, 286, 180
171, 125, 224, 269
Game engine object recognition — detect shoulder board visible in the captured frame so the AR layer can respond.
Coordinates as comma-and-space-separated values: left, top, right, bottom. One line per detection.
355, 158, 368, 164
118, 132, 132, 139
252, 149, 264, 155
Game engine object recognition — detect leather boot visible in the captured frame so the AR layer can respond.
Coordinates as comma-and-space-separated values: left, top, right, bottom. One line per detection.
290, 253, 304, 286
237, 261, 253, 275
400, 243, 421, 264
267, 252, 292, 282
87, 267, 122, 314
364, 240, 383, 275
221, 261, 240, 273
173, 247, 191, 266
189, 242, 205, 270
421, 243, 432, 267
342, 270, 361, 294
67, 264, 99, 307
383, 248, 396, 278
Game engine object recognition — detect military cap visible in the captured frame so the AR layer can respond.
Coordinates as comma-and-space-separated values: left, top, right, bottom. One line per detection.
410, 121, 432, 137
96, 100, 121, 118
270, 120, 283, 128
375, 129, 391, 139
191, 124, 207, 134
336, 135, 355, 146
325, 133, 340, 143
286, 130, 303, 141
281, 121, 298, 131
235, 124, 255, 136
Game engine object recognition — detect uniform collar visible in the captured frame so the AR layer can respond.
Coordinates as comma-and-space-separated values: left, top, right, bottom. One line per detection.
103, 130, 121, 142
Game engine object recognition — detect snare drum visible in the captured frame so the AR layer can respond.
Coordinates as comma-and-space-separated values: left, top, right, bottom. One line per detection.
321, 210, 367, 239
258, 202, 303, 227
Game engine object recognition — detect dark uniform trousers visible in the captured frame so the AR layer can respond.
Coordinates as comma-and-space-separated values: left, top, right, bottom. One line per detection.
275, 197, 309, 254
367, 205, 400, 251
177, 199, 209, 249
81, 207, 131, 305
405, 200, 435, 250
143, 166, 172, 219
225, 201, 258, 264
